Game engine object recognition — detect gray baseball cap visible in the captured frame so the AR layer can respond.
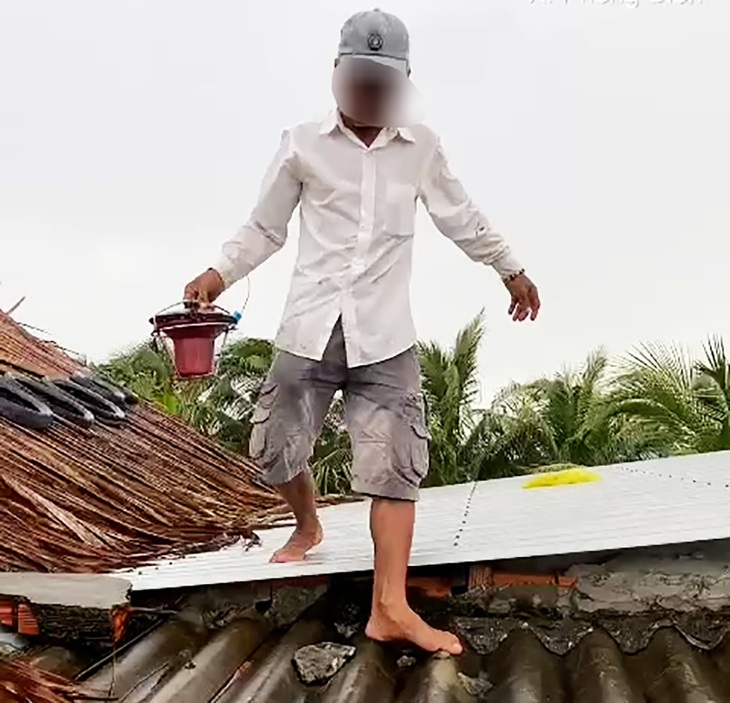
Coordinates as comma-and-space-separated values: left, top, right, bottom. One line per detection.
337, 9, 410, 75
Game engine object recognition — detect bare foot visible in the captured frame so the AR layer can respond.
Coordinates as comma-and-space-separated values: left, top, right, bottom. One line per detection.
270, 521, 323, 563
365, 603, 463, 655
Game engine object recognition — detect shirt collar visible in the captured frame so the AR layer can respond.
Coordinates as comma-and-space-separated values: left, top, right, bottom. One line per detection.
319, 111, 339, 135
319, 111, 415, 143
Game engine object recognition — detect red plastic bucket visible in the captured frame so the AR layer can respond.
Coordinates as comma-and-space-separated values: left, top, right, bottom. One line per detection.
151, 305, 237, 379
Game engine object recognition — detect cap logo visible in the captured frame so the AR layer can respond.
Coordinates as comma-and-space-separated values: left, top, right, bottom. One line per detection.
367, 32, 383, 51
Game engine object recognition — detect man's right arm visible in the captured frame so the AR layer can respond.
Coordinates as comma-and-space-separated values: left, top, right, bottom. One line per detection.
185, 130, 302, 303
215, 129, 302, 288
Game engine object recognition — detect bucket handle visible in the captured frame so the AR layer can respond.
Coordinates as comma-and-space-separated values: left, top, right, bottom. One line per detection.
152, 275, 250, 347
153, 275, 250, 328
151, 301, 236, 334
153, 300, 232, 316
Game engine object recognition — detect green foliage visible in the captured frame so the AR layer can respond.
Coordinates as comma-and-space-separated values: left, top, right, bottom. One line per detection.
98, 335, 351, 494
418, 312, 486, 486
418, 311, 526, 484
310, 394, 352, 496
488, 349, 660, 470
607, 336, 730, 455
98, 324, 730, 497
97, 342, 208, 422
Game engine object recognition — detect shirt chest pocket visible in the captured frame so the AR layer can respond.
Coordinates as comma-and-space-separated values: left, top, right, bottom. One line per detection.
384, 182, 417, 237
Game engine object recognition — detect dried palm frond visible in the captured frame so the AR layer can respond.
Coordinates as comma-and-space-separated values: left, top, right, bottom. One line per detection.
0, 658, 86, 703
0, 311, 284, 573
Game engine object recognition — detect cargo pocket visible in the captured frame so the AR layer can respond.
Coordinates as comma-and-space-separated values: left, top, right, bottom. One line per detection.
410, 421, 431, 479
249, 382, 278, 461
403, 393, 431, 481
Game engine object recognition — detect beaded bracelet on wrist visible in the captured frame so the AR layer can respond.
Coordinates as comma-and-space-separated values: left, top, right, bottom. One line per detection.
503, 269, 525, 284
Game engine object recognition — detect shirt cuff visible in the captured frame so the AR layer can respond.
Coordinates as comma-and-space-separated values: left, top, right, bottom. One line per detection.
490, 251, 524, 280
211, 261, 237, 291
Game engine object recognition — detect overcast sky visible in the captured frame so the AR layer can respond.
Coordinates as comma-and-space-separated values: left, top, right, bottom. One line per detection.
1, 0, 727, 403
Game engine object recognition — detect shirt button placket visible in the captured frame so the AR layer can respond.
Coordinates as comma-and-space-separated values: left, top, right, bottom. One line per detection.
346, 150, 375, 366
356, 151, 376, 262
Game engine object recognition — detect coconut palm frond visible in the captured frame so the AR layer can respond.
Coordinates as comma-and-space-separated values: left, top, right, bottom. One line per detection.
418, 313, 489, 486
699, 335, 728, 389
609, 338, 730, 454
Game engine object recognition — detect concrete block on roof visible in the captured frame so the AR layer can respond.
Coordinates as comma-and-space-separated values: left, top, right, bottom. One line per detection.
0, 573, 131, 644
293, 642, 356, 685
487, 584, 573, 616
0, 573, 131, 606
268, 583, 329, 629
185, 581, 272, 629
569, 551, 730, 615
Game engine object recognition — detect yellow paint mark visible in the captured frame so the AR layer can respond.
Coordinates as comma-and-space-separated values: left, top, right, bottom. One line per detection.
523, 468, 601, 489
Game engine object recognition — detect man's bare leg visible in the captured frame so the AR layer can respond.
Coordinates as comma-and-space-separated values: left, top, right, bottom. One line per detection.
365, 499, 463, 654
270, 472, 323, 563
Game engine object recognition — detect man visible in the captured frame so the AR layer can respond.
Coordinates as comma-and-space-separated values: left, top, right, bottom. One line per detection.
184, 9, 540, 655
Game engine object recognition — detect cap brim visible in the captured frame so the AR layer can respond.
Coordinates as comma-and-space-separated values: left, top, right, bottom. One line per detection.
345, 54, 409, 75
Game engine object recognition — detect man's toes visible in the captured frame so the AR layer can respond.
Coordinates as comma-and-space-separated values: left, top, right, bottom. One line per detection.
432, 630, 463, 655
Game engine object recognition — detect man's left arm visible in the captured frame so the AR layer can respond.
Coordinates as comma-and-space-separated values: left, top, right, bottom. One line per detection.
418, 139, 541, 322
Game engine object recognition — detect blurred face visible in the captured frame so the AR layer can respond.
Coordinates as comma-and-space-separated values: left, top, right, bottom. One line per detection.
333, 57, 406, 128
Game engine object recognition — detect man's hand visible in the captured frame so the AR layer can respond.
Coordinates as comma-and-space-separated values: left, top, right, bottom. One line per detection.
183, 268, 225, 307
506, 273, 540, 322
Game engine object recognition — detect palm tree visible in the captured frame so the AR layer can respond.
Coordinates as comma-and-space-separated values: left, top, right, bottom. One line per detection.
695, 336, 730, 448
215, 340, 353, 489
97, 342, 210, 422
478, 384, 559, 473
203, 337, 277, 452
310, 394, 353, 495
489, 350, 659, 470
103, 320, 696, 491
418, 312, 506, 485
608, 336, 730, 455
99, 337, 355, 493
97, 337, 275, 450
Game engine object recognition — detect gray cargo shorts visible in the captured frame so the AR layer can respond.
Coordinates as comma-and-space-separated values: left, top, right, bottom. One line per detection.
248, 319, 430, 501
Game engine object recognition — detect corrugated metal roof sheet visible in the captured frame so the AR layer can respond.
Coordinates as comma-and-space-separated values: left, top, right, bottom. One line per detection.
29, 599, 730, 703
120, 451, 730, 592
119, 482, 475, 590
620, 450, 730, 484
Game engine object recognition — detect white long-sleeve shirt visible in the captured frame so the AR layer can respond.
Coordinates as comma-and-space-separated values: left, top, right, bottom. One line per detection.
214, 111, 523, 368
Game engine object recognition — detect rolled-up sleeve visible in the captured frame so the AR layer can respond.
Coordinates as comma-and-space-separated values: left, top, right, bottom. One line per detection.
214, 130, 302, 288
418, 139, 523, 279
